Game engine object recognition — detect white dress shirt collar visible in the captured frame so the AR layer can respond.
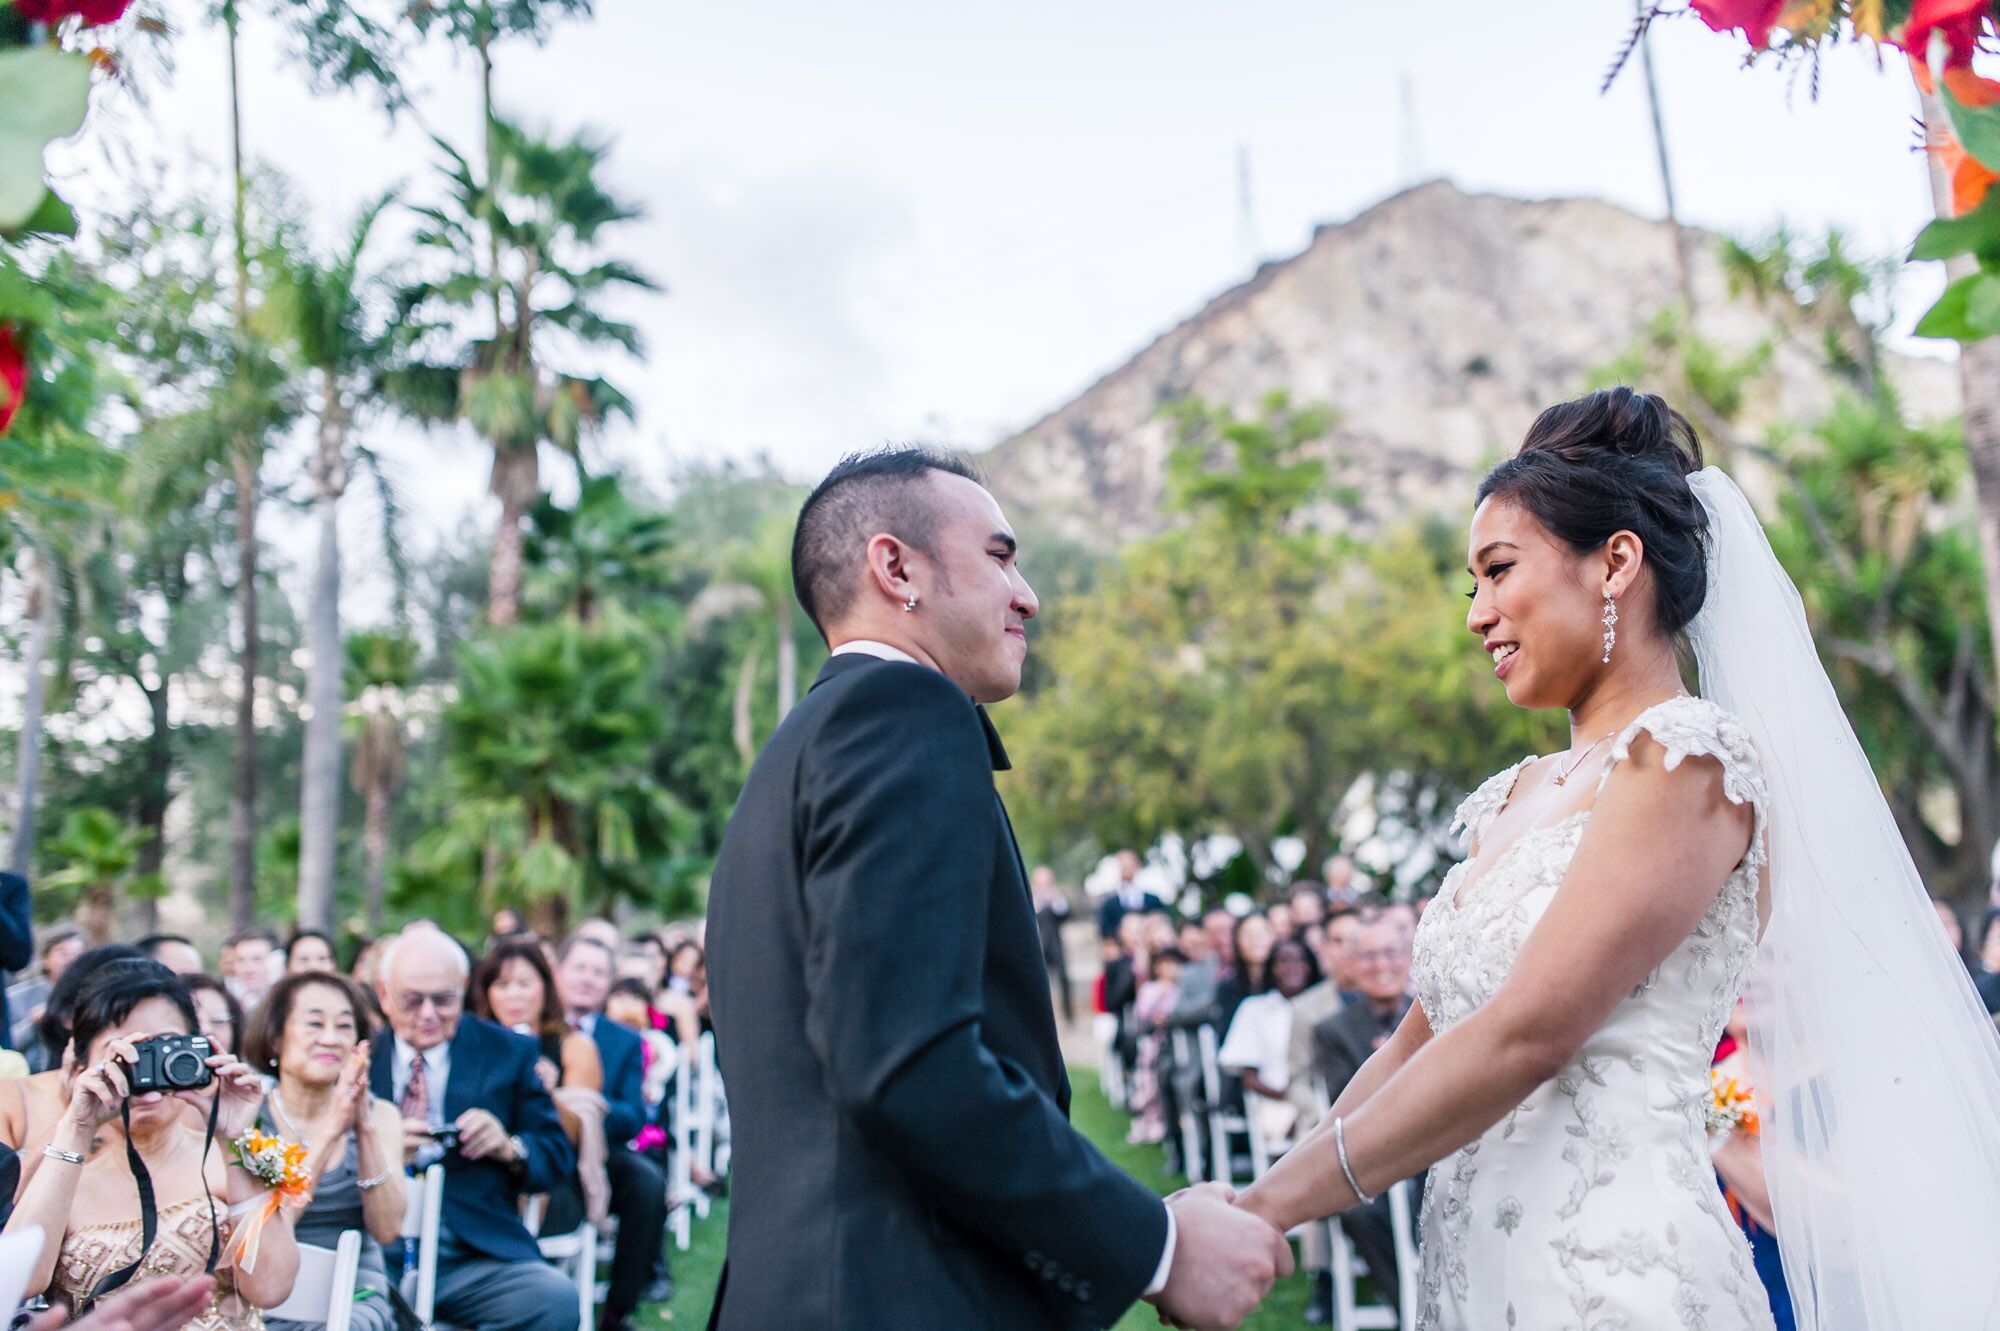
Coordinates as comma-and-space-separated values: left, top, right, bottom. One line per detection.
831, 639, 922, 666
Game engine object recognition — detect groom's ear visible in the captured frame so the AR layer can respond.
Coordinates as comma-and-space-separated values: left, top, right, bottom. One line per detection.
863, 531, 921, 607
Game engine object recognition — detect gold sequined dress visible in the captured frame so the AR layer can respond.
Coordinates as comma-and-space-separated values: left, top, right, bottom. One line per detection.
53, 1196, 262, 1331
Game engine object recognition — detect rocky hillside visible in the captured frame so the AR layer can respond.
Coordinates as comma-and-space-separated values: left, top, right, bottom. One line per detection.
984, 179, 1953, 547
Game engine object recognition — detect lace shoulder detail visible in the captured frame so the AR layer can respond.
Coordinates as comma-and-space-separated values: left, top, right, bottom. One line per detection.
1597, 695, 1769, 869
1450, 755, 1536, 846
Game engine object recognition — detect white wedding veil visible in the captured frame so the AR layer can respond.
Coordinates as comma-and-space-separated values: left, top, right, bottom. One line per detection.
1686, 467, 2000, 1328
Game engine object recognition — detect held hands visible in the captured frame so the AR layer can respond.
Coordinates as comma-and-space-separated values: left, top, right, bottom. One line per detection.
1148, 1182, 1293, 1331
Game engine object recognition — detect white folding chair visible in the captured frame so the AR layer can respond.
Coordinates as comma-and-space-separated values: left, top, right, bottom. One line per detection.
1330, 1178, 1418, 1331
268, 1230, 363, 1331
1169, 1027, 1206, 1183
669, 1041, 696, 1251
526, 1197, 599, 1328
398, 1164, 445, 1324
1093, 1013, 1126, 1109
692, 1033, 719, 1220
1197, 1024, 1266, 1188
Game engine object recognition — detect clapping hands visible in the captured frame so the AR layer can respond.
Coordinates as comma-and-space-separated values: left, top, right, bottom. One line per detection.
1148, 1182, 1293, 1330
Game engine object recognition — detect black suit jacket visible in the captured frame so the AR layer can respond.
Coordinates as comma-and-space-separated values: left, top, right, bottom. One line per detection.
370, 1015, 575, 1263
587, 1015, 647, 1144
0, 873, 31, 1051
1095, 889, 1166, 941
706, 654, 1168, 1330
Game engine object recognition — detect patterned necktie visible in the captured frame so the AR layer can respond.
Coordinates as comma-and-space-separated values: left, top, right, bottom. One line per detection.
400, 1050, 430, 1123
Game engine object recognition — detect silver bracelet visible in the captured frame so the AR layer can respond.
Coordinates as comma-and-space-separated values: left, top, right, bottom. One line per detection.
1333, 1116, 1374, 1205
41, 1144, 84, 1166
356, 1167, 395, 1191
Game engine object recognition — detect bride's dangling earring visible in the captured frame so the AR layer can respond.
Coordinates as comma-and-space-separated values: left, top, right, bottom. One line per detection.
1600, 592, 1618, 664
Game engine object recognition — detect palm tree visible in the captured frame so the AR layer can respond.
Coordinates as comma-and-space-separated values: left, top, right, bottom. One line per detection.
394, 119, 655, 627
689, 512, 804, 766
44, 808, 145, 945
343, 630, 418, 931
521, 473, 676, 624
259, 191, 400, 932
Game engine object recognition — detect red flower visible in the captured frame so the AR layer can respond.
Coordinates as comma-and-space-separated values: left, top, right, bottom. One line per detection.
1901, 0, 1996, 66
1692, 0, 1787, 49
0, 325, 25, 438
8, 0, 132, 23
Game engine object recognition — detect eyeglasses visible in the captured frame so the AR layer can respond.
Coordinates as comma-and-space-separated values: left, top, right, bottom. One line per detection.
1350, 948, 1410, 966
393, 990, 462, 1015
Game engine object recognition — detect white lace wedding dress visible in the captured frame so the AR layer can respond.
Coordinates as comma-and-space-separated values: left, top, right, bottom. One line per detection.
1409, 696, 1778, 1330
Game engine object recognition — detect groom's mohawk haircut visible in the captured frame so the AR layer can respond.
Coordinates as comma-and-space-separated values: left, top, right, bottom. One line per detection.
792, 445, 984, 638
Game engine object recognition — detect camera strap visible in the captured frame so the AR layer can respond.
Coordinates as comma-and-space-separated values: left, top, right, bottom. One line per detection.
83, 1089, 222, 1310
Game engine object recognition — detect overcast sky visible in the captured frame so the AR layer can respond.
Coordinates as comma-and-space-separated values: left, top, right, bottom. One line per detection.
47, 0, 1946, 619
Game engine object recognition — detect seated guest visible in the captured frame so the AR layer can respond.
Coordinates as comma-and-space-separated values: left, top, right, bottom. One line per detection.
555, 935, 671, 1331
371, 927, 580, 1331
1311, 916, 1419, 1321
5, 958, 300, 1327
488, 908, 527, 944
183, 974, 245, 1056
2, 945, 146, 1192
1219, 937, 1320, 1146
1977, 909, 2000, 1016
655, 944, 707, 1045
1125, 948, 1184, 1146
224, 928, 279, 1011
470, 936, 607, 1229
136, 934, 205, 979
242, 972, 406, 1331
604, 980, 675, 1121
1214, 911, 1277, 1031
284, 930, 337, 976
14, 924, 82, 1053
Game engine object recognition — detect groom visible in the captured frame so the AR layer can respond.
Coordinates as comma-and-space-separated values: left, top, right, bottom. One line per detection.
705, 448, 1290, 1329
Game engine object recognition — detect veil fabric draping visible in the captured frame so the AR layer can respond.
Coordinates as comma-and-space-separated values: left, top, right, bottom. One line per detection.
1686, 467, 2000, 1329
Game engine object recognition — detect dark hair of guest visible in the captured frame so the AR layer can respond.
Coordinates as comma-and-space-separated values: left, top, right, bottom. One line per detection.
181, 972, 245, 1053
470, 936, 569, 1044
791, 445, 984, 637
68, 959, 198, 1061
240, 971, 376, 1074
38, 944, 145, 1063
1476, 386, 1710, 637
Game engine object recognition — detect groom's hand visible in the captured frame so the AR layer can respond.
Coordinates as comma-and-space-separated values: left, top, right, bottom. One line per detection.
1148, 1182, 1293, 1330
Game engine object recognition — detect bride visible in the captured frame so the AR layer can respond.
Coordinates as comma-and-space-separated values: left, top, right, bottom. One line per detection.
1237, 387, 2000, 1329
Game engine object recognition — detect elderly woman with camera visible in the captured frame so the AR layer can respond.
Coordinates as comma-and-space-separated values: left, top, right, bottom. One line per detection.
4, 958, 300, 1329
241, 971, 405, 1331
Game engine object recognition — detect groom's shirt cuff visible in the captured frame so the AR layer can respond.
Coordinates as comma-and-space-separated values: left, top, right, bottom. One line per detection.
1144, 1206, 1177, 1297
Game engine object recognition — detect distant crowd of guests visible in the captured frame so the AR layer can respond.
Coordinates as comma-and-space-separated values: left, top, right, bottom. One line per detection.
0, 881, 713, 1331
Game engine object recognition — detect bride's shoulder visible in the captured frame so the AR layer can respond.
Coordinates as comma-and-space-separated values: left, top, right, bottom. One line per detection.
1451, 752, 1541, 843
1605, 695, 1766, 808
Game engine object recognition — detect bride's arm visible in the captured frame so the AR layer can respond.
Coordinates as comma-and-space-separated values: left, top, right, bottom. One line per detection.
1285, 999, 1435, 1157
1239, 734, 1752, 1233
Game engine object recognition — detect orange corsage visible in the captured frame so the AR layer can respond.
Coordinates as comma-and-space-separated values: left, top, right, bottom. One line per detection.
222, 1130, 314, 1273
1703, 1068, 1761, 1140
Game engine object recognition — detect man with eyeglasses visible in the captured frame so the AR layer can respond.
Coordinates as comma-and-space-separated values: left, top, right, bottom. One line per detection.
1308, 915, 1420, 1323
370, 925, 580, 1331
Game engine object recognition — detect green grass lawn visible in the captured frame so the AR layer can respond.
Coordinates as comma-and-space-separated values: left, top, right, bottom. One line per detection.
637, 1068, 1314, 1329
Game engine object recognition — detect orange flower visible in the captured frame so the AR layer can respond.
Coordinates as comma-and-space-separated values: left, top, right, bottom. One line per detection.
1928, 116, 2000, 213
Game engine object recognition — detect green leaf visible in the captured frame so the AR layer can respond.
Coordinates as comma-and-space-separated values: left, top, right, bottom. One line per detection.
0, 49, 92, 231
1943, 80, 2000, 176
1910, 188, 2000, 265
1913, 267, 2000, 341
7, 187, 79, 239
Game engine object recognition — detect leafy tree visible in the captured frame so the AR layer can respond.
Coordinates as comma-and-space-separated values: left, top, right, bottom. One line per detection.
1010, 393, 1551, 901
258, 188, 405, 931
522, 473, 676, 625
42, 806, 145, 944
344, 630, 418, 931
415, 612, 692, 934
394, 119, 655, 626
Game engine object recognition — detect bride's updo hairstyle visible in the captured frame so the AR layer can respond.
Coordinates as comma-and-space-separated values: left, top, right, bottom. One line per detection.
1476, 386, 1710, 638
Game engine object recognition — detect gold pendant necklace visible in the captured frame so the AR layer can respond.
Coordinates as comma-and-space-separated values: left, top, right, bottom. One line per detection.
1552, 732, 1616, 786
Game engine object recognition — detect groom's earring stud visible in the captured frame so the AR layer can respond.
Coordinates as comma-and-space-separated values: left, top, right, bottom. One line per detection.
1601, 592, 1619, 664
904, 593, 918, 613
